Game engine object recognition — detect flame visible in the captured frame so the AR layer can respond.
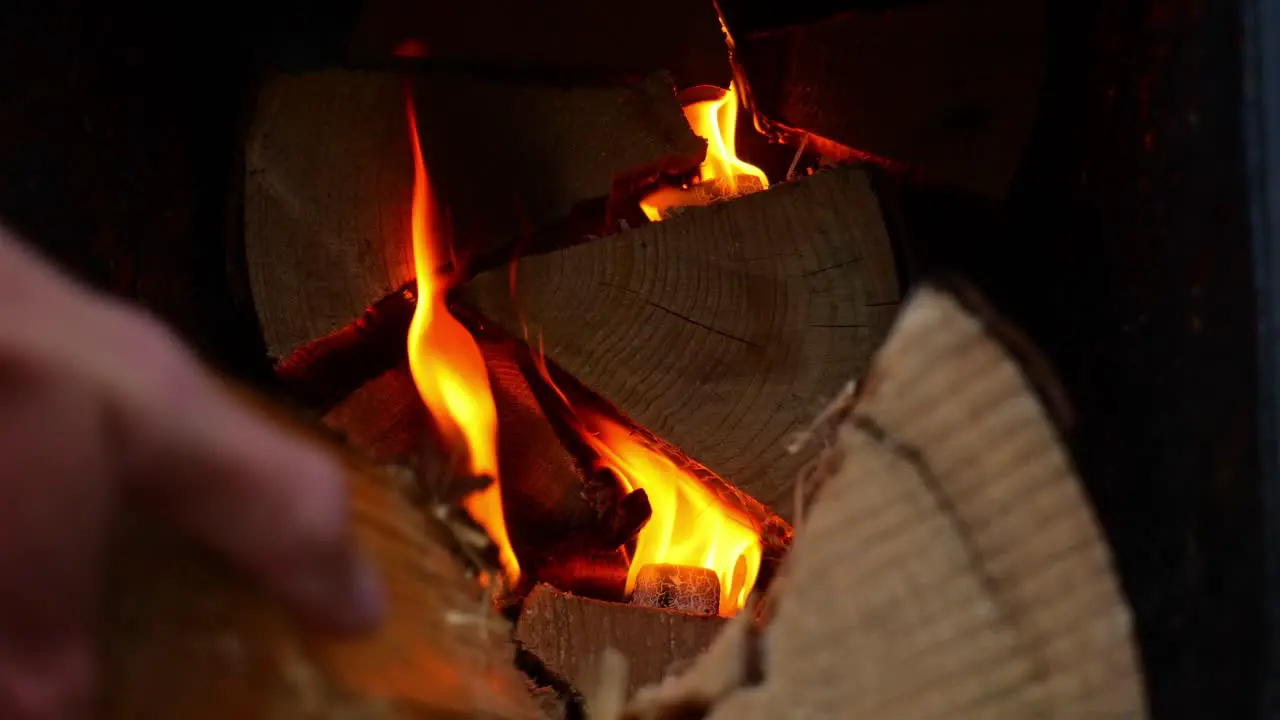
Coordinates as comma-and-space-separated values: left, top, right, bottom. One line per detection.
640, 82, 769, 222
404, 93, 519, 583
531, 349, 761, 616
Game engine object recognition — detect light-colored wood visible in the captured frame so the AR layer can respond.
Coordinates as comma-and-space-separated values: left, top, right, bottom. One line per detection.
245, 69, 704, 359
463, 166, 901, 522
730, 0, 1046, 198
617, 284, 1146, 720
515, 584, 724, 697
101, 394, 540, 720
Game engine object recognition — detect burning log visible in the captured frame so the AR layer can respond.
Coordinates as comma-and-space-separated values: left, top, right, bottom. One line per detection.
463, 164, 901, 524
245, 69, 705, 360
351, 0, 732, 88
515, 584, 725, 697
100, 390, 540, 719
724, 0, 1046, 198
321, 348, 604, 561
615, 282, 1145, 720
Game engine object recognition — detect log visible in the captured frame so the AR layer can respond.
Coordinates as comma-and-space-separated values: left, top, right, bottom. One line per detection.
100, 389, 540, 719
350, 0, 732, 88
245, 69, 704, 360
515, 584, 725, 697
462, 165, 901, 522
321, 345, 598, 559
618, 283, 1146, 720
726, 0, 1046, 198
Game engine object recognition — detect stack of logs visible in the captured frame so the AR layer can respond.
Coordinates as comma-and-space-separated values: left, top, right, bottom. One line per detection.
95, 0, 1151, 717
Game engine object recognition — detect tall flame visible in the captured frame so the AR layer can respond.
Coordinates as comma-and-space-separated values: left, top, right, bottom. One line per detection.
532, 350, 761, 616
404, 93, 520, 583
640, 82, 769, 222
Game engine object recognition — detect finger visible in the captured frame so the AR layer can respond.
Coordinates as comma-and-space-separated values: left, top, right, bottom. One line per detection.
0, 231, 383, 634
0, 361, 103, 720
101, 317, 384, 633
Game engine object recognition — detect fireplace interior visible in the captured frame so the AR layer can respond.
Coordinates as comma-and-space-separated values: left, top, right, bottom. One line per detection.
0, 0, 1266, 717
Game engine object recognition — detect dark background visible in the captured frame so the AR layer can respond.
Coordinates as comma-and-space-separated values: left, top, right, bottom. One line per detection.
0, 0, 1271, 716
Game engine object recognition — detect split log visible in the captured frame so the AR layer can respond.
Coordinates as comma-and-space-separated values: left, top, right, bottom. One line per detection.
245, 69, 704, 360
351, 0, 732, 88
321, 344, 598, 560
726, 0, 1046, 198
618, 283, 1145, 720
101, 389, 540, 719
463, 165, 901, 522
515, 584, 725, 697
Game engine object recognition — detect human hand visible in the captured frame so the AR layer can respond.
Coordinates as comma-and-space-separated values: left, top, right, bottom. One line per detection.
0, 227, 384, 719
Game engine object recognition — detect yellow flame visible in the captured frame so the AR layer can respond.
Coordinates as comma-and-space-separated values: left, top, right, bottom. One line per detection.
641, 82, 769, 222
530, 348, 760, 616
404, 93, 519, 583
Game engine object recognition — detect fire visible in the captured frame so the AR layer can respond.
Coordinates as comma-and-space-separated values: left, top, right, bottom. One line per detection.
640, 82, 769, 222
403, 92, 520, 583
531, 350, 761, 616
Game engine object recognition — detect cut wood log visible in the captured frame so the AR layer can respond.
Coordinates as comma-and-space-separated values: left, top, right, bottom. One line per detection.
726, 0, 1046, 198
515, 584, 725, 696
350, 0, 731, 88
462, 165, 901, 522
616, 282, 1146, 720
100, 388, 540, 720
321, 343, 598, 560
245, 69, 704, 360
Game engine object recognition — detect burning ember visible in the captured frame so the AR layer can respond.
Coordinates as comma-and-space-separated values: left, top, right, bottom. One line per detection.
404, 93, 520, 583
640, 82, 769, 221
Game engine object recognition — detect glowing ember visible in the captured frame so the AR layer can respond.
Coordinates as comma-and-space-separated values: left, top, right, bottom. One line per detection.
640, 82, 769, 222
531, 350, 761, 617
403, 91, 520, 584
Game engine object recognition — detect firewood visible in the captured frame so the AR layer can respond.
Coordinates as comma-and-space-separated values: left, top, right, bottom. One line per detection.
462, 165, 901, 523
726, 0, 1046, 197
245, 69, 704, 360
617, 282, 1146, 720
100, 389, 540, 720
350, 0, 731, 88
515, 584, 725, 697
321, 345, 599, 558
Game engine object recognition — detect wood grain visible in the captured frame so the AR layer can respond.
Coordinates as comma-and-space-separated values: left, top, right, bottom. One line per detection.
463, 165, 901, 521
621, 284, 1146, 720
515, 584, 724, 696
245, 69, 704, 359
101, 393, 539, 719
729, 0, 1046, 197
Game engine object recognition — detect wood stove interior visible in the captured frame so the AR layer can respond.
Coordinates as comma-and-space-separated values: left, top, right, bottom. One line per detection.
0, 0, 1264, 717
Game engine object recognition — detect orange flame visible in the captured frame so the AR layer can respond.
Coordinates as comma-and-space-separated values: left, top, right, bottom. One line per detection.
404, 92, 519, 583
531, 348, 761, 616
640, 82, 769, 222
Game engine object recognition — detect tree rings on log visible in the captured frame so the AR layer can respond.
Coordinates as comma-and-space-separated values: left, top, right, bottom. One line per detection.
616, 283, 1146, 720
245, 69, 704, 360
463, 165, 901, 522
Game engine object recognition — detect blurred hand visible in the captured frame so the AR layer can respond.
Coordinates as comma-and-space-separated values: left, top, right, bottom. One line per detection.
0, 227, 383, 719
